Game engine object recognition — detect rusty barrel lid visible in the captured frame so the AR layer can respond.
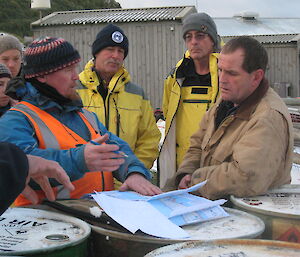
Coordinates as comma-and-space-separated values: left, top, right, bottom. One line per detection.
91, 207, 264, 243
0, 207, 91, 256
144, 239, 300, 257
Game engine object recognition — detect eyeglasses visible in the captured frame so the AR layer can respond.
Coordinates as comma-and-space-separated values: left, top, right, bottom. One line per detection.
184, 33, 208, 42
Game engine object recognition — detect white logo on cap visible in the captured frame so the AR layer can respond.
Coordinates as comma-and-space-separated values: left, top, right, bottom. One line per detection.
112, 31, 124, 43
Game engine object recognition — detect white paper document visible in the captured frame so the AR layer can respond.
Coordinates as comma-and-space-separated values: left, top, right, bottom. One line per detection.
94, 193, 189, 239
92, 180, 228, 239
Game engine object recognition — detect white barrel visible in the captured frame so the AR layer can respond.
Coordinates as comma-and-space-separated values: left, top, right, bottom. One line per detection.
292, 146, 300, 180
0, 208, 91, 256
291, 163, 300, 184
91, 207, 264, 257
144, 239, 300, 257
231, 185, 300, 242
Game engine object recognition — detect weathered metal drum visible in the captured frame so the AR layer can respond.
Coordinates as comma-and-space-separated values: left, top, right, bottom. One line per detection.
231, 185, 300, 243
144, 239, 300, 257
0, 208, 91, 257
291, 163, 300, 184
90, 207, 264, 257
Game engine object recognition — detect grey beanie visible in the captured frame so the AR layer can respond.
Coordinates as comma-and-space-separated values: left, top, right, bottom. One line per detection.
0, 63, 11, 78
0, 34, 23, 55
182, 12, 220, 51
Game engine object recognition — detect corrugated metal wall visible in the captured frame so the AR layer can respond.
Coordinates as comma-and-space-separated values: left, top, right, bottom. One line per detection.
33, 20, 186, 109
33, 25, 300, 109
264, 43, 299, 97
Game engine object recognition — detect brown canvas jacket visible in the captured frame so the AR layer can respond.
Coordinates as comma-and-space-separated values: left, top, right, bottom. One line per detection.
173, 80, 293, 199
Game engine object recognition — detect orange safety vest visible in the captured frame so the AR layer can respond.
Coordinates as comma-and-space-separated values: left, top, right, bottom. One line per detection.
12, 101, 114, 206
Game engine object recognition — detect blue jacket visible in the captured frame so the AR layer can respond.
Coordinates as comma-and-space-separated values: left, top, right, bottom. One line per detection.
0, 82, 151, 183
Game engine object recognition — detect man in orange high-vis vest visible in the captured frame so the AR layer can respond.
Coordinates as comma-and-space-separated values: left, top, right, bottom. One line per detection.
0, 37, 162, 206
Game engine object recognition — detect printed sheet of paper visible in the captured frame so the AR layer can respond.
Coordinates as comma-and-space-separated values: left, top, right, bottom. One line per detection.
148, 193, 228, 226
97, 180, 228, 226
92, 193, 189, 239
92, 181, 228, 238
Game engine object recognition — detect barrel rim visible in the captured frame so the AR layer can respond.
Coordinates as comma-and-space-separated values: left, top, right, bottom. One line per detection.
144, 239, 300, 256
91, 207, 265, 243
0, 207, 91, 255
230, 195, 300, 219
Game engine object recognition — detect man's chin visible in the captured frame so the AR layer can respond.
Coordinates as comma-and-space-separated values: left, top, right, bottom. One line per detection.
220, 94, 231, 102
108, 66, 120, 72
67, 91, 81, 101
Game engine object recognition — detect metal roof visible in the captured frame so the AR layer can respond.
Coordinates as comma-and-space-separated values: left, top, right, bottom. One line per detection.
215, 17, 300, 36
223, 34, 300, 44
32, 6, 196, 27
32, 6, 300, 39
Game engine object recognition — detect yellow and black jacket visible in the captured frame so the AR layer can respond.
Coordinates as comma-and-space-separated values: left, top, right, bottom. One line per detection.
78, 60, 161, 170
160, 51, 219, 188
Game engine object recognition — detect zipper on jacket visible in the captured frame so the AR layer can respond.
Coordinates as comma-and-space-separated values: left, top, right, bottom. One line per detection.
105, 73, 124, 133
182, 99, 212, 111
217, 114, 235, 129
112, 98, 121, 137
105, 94, 110, 130
101, 171, 105, 191
182, 99, 212, 104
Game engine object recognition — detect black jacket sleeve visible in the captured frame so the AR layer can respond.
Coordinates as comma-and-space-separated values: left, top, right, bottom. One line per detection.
0, 142, 29, 215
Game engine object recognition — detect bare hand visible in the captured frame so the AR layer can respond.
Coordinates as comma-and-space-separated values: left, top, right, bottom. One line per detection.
9, 97, 18, 106
22, 155, 75, 204
0, 95, 10, 107
84, 134, 125, 172
178, 174, 192, 189
119, 173, 162, 196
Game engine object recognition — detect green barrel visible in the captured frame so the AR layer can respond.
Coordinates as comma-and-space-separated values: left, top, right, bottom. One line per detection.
0, 208, 91, 257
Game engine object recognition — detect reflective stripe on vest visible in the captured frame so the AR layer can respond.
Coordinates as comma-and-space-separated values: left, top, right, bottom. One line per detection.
11, 101, 114, 206
11, 103, 60, 149
81, 108, 100, 132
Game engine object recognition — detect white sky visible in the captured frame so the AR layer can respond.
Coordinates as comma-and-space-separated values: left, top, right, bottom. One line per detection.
116, 0, 300, 18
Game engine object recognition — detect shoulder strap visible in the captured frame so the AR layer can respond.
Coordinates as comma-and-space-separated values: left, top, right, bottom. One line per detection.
11, 102, 59, 149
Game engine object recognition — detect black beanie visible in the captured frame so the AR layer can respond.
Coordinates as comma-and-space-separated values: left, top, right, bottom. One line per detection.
92, 24, 129, 58
23, 37, 81, 79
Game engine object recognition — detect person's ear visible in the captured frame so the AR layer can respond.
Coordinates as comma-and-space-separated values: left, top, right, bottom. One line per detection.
252, 69, 264, 87
36, 75, 46, 83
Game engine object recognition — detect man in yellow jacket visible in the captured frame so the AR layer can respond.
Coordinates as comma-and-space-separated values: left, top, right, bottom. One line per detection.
78, 24, 161, 175
160, 13, 221, 188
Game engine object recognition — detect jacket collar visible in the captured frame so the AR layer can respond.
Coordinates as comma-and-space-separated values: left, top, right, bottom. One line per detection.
23, 82, 82, 113
79, 59, 130, 92
176, 56, 195, 79
235, 78, 269, 120
175, 50, 219, 79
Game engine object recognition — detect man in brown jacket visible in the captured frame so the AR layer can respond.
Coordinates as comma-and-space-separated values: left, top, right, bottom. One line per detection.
172, 36, 293, 200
